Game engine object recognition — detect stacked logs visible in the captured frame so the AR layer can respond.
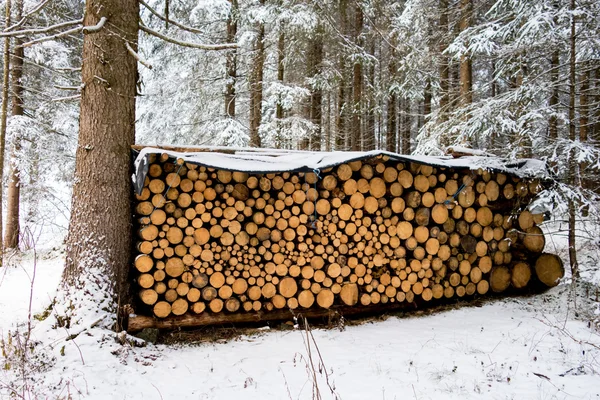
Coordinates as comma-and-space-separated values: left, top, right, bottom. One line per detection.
133, 152, 564, 320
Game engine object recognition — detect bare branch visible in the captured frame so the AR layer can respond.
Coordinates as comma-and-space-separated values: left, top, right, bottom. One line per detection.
52, 94, 81, 102
54, 84, 83, 91
21, 17, 106, 47
0, 19, 83, 38
139, 24, 237, 50
125, 41, 152, 69
139, 0, 204, 34
21, 25, 81, 47
4, 0, 51, 32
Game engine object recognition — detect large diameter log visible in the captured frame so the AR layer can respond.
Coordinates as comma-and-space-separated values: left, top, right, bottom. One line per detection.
534, 253, 564, 287
511, 262, 531, 289
490, 266, 511, 293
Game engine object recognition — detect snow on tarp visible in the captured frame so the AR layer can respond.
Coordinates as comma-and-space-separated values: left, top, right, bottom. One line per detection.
131, 146, 549, 195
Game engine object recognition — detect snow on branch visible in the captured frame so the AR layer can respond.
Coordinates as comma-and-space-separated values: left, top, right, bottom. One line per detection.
21, 17, 106, 48
4, 0, 52, 32
139, 0, 204, 35
125, 41, 152, 69
82, 17, 108, 33
139, 24, 237, 51
0, 19, 83, 38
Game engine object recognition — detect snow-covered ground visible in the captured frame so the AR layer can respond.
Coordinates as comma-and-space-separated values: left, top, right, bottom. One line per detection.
1, 220, 599, 400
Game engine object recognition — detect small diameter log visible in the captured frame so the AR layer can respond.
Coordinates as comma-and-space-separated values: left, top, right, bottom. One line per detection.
534, 253, 564, 287
340, 283, 359, 306
522, 226, 545, 253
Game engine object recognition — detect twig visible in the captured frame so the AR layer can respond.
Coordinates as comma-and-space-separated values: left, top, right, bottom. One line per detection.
151, 383, 163, 400
139, 24, 237, 50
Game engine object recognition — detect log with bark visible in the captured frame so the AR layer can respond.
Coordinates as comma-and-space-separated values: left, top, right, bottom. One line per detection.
128, 151, 563, 330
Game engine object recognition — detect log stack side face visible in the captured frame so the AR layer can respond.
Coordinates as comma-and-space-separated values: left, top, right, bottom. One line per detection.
132, 154, 564, 320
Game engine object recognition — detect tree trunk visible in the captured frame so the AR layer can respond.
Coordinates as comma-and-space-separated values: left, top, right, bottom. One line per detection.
386, 38, 397, 153
459, 0, 473, 108
594, 67, 600, 142
351, 3, 363, 151
579, 68, 590, 189
364, 38, 376, 151
401, 98, 410, 154
567, 0, 578, 280
335, 0, 348, 150
224, 0, 237, 118
248, 0, 265, 148
275, 30, 285, 149
438, 0, 449, 127
0, 0, 11, 264
4, 0, 24, 250
308, 31, 323, 151
423, 80, 431, 125
63, 0, 139, 314
548, 49, 559, 140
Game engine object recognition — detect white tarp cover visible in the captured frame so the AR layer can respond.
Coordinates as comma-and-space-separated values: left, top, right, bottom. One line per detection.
132, 146, 549, 195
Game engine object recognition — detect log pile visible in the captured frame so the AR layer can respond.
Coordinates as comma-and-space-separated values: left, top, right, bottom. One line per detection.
131, 152, 564, 324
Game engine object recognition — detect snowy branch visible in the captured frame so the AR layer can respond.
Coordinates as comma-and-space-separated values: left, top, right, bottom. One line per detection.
21, 17, 106, 48
4, 0, 52, 32
139, 24, 238, 51
139, 0, 204, 35
125, 41, 152, 70
0, 19, 83, 38
82, 17, 108, 33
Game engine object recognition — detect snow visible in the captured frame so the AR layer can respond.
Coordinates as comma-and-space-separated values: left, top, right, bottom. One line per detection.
132, 147, 550, 194
1, 224, 599, 399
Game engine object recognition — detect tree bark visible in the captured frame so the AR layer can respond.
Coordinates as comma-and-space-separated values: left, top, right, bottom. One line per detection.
0, 0, 11, 264
275, 30, 285, 149
335, 0, 348, 150
401, 98, 410, 154
4, 0, 24, 250
459, 0, 473, 108
364, 38, 376, 151
548, 49, 559, 140
579, 68, 590, 189
567, 0, 578, 279
248, 0, 265, 148
423, 80, 431, 125
386, 37, 397, 153
438, 0, 449, 126
351, 2, 363, 151
224, 0, 237, 118
308, 30, 323, 151
63, 0, 139, 311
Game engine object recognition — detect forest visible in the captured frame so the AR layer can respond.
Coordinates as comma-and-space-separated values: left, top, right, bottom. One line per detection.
0, 0, 596, 284
0, 0, 599, 398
